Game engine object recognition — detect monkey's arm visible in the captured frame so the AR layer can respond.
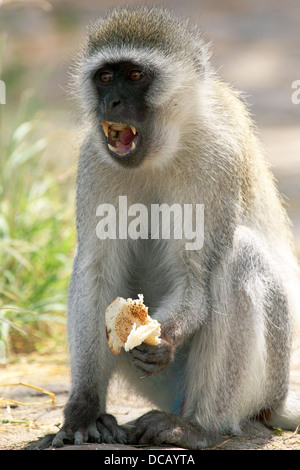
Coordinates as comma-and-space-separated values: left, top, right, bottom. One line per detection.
130, 259, 210, 375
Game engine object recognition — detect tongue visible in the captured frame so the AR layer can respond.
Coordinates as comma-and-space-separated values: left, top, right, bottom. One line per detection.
119, 127, 135, 145
116, 142, 132, 154
108, 126, 136, 155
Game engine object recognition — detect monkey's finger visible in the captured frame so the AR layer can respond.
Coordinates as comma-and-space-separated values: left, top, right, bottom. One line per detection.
135, 340, 172, 356
130, 346, 169, 364
132, 357, 168, 375
131, 357, 157, 373
133, 343, 158, 354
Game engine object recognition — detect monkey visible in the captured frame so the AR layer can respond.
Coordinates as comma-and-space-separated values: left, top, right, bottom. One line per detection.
51, 7, 300, 449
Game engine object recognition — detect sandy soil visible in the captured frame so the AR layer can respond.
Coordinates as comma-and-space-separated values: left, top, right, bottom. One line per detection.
0, 347, 300, 451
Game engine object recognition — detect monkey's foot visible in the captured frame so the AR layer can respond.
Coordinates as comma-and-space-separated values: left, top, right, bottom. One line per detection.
128, 410, 219, 450
52, 413, 127, 447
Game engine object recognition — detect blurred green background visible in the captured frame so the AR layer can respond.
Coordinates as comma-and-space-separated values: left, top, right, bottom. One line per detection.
0, 0, 299, 360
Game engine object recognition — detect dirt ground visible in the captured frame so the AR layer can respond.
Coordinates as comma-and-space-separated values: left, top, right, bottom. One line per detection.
0, 341, 300, 451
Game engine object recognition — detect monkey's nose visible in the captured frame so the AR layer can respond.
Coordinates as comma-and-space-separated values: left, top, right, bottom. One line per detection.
102, 97, 123, 115
111, 99, 121, 108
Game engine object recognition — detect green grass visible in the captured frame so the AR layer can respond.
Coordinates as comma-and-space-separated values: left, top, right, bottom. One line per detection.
0, 60, 76, 360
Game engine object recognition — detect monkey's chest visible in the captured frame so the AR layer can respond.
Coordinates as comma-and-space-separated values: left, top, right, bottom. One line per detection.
125, 238, 175, 312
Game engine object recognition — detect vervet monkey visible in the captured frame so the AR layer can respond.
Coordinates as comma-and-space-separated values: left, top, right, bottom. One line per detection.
52, 7, 300, 449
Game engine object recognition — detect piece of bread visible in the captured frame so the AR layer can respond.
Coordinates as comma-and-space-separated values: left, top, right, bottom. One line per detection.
105, 294, 161, 355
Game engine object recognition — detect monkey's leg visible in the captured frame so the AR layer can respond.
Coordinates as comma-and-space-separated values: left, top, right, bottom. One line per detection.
182, 226, 291, 436
52, 252, 127, 447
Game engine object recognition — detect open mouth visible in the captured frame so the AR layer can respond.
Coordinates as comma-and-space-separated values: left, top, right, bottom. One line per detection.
101, 121, 139, 157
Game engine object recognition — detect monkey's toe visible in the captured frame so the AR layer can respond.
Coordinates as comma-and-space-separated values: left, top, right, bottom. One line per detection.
52, 428, 73, 447
97, 413, 128, 444
51, 414, 127, 447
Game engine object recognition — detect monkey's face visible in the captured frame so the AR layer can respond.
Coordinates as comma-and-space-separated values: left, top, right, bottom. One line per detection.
79, 46, 204, 170
92, 61, 155, 168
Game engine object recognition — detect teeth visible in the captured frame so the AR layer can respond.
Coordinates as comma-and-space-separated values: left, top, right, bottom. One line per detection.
108, 143, 116, 152
101, 121, 109, 137
108, 141, 137, 154
101, 121, 137, 136
113, 123, 126, 131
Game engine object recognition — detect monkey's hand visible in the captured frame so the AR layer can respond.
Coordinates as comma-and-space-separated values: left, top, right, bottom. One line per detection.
129, 335, 175, 375
52, 413, 127, 447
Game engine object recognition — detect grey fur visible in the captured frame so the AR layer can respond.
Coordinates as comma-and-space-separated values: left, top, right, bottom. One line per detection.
52, 7, 300, 449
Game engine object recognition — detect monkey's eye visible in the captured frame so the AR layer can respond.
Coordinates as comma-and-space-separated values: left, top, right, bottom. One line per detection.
100, 71, 114, 83
128, 70, 145, 82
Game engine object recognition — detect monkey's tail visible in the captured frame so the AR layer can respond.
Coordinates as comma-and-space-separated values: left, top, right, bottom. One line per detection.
264, 391, 300, 430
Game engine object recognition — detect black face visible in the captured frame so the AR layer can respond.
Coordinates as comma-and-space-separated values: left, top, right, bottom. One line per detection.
93, 61, 154, 167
